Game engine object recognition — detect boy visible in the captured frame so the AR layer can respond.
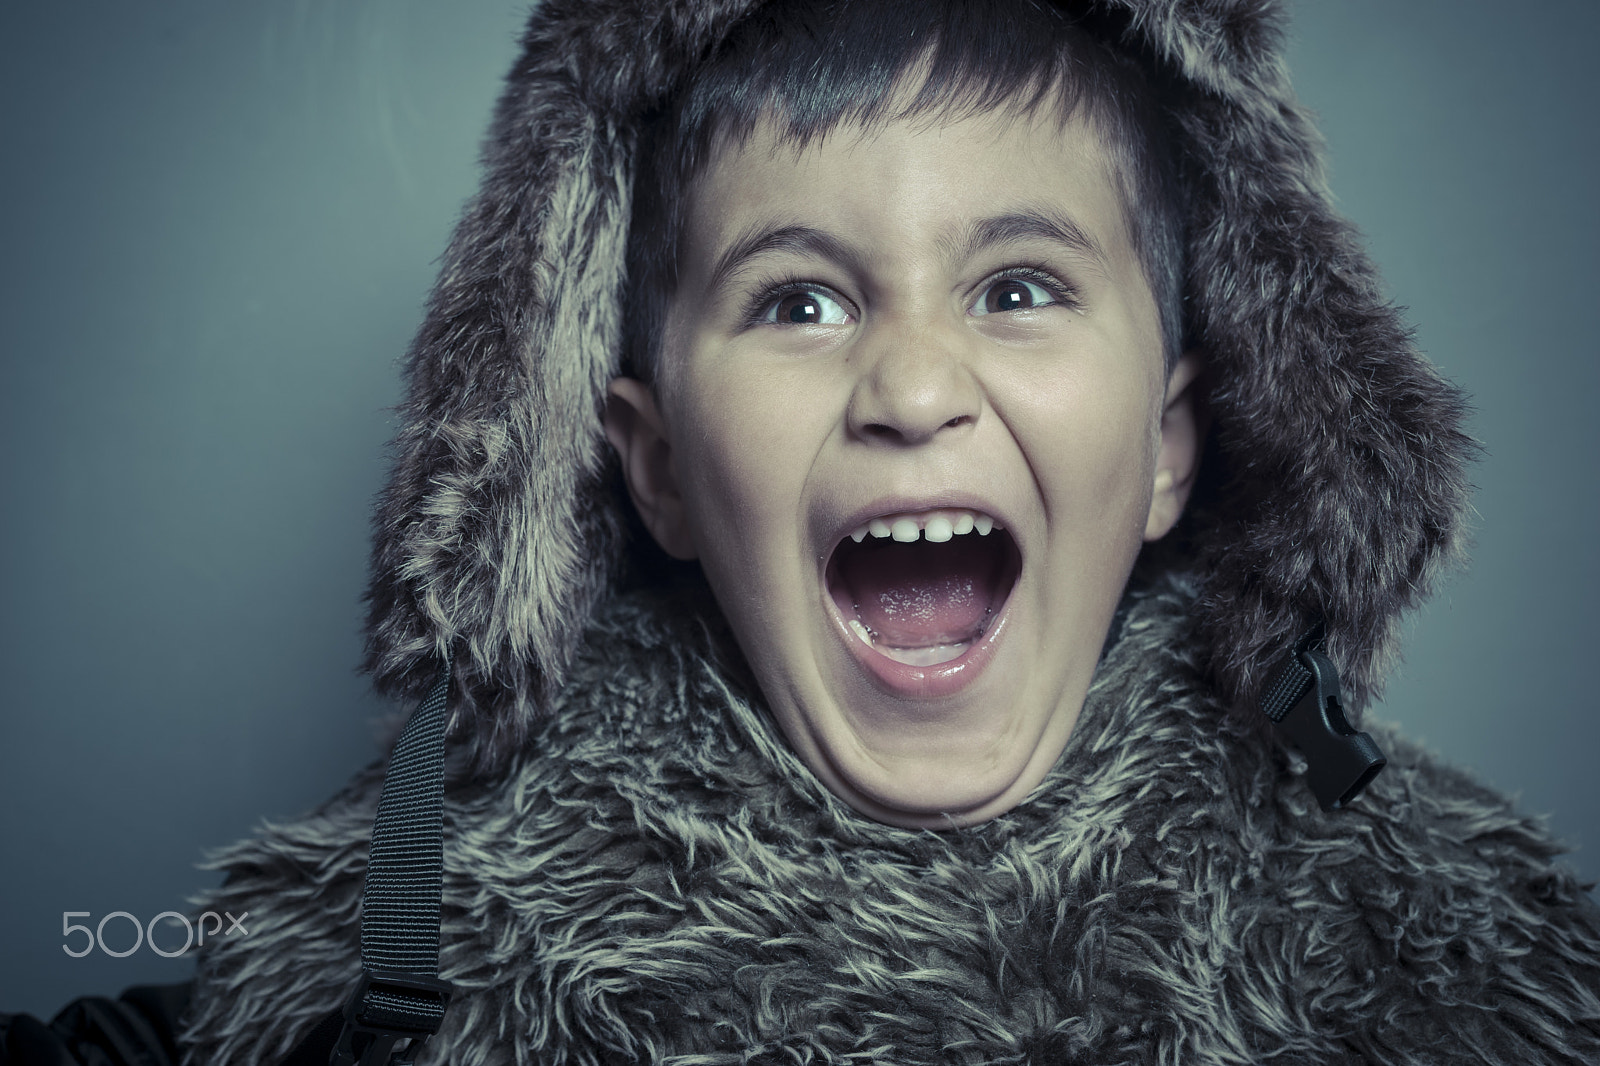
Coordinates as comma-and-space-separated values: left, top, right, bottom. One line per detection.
13, 1, 1599, 1063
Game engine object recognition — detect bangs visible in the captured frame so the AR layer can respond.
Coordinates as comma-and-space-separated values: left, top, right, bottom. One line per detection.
674, 0, 1097, 169
625, 0, 1184, 378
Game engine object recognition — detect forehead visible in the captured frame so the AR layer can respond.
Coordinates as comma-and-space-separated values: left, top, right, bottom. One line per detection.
677, 104, 1139, 289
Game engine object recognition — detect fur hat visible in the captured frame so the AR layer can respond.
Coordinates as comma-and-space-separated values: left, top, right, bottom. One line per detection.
361, 0, 1473, 770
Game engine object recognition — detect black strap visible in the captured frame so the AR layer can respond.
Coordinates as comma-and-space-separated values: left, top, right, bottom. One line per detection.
360, 656, 454, 977
285, 656, 456, 1066
1259, 623, 1386, 811
1259, 624, 1328, 725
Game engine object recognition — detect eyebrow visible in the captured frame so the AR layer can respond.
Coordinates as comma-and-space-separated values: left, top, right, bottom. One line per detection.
952, 208, 1110, 273
706, 224, 869, 297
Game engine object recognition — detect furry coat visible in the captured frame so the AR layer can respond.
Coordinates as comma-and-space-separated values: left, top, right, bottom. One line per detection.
170, 0, 1600, 1062
182, 581, 1600, 1064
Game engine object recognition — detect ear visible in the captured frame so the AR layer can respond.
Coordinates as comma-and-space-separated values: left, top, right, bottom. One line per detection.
604, 378, 698, 560
1144, 351, 1206, 542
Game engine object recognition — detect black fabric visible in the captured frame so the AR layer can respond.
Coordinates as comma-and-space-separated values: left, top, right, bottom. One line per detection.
350, 987, 446, 1032
279, 1009, 343, 1066
1258, 623, 1325, 724
359, 657, 452, 977
0, 983, 190, 1066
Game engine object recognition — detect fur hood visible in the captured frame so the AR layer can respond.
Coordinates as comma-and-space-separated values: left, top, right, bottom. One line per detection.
184, 581, 1600, 1064
360, 0, 1473, 769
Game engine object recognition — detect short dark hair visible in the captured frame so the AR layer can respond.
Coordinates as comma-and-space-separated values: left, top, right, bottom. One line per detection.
624, 0, 1184, 379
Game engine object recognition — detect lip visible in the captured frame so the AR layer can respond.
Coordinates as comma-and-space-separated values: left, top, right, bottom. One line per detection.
817, 493, 1022, 700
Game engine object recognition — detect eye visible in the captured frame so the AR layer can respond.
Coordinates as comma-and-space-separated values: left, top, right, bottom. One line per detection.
761, 288, 853, 325
970, 276, 1060, 316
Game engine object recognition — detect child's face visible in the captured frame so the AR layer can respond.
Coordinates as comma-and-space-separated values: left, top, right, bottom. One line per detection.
607, 101, 1202, 828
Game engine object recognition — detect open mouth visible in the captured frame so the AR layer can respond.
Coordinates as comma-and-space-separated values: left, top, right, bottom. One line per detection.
825, 508, 1022, 670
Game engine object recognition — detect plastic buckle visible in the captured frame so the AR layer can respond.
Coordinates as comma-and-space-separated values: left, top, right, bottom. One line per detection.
331, 970, 454, 1066
1273, 648, 1386, 811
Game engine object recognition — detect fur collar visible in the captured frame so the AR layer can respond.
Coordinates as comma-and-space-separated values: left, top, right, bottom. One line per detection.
182, 581, 1600, 1065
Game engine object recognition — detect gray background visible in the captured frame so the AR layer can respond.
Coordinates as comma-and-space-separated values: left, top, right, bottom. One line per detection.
2, 0, 1595, 1016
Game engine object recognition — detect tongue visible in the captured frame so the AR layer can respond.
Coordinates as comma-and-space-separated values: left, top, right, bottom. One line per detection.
836, 538, 999, 647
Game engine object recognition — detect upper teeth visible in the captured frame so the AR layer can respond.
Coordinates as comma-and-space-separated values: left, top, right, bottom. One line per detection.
849, 509, 999, 544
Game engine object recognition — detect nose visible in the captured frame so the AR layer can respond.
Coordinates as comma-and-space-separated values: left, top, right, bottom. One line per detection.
846, 316, 981, 446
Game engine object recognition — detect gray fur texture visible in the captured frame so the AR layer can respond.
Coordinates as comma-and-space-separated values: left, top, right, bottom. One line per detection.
360, 0, 1474, 771
184, 582, 1600, 1064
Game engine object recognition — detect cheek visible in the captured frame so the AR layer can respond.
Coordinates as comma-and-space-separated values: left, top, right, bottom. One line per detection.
997, 354, 1162, 524
664, 361, 816, 589
678, 404, 762, 529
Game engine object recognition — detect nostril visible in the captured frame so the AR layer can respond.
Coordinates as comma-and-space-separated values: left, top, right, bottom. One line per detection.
861, 413, 972, 442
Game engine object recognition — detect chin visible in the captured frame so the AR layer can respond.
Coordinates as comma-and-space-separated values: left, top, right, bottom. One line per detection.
838, 760, 1044, 829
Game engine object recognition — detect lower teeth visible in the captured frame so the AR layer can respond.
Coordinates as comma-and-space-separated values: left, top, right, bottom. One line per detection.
847, 619, 970, 666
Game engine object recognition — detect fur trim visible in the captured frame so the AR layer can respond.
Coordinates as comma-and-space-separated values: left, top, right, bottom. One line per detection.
186, 584, 1600, 1065
359, 0, 1475, 766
